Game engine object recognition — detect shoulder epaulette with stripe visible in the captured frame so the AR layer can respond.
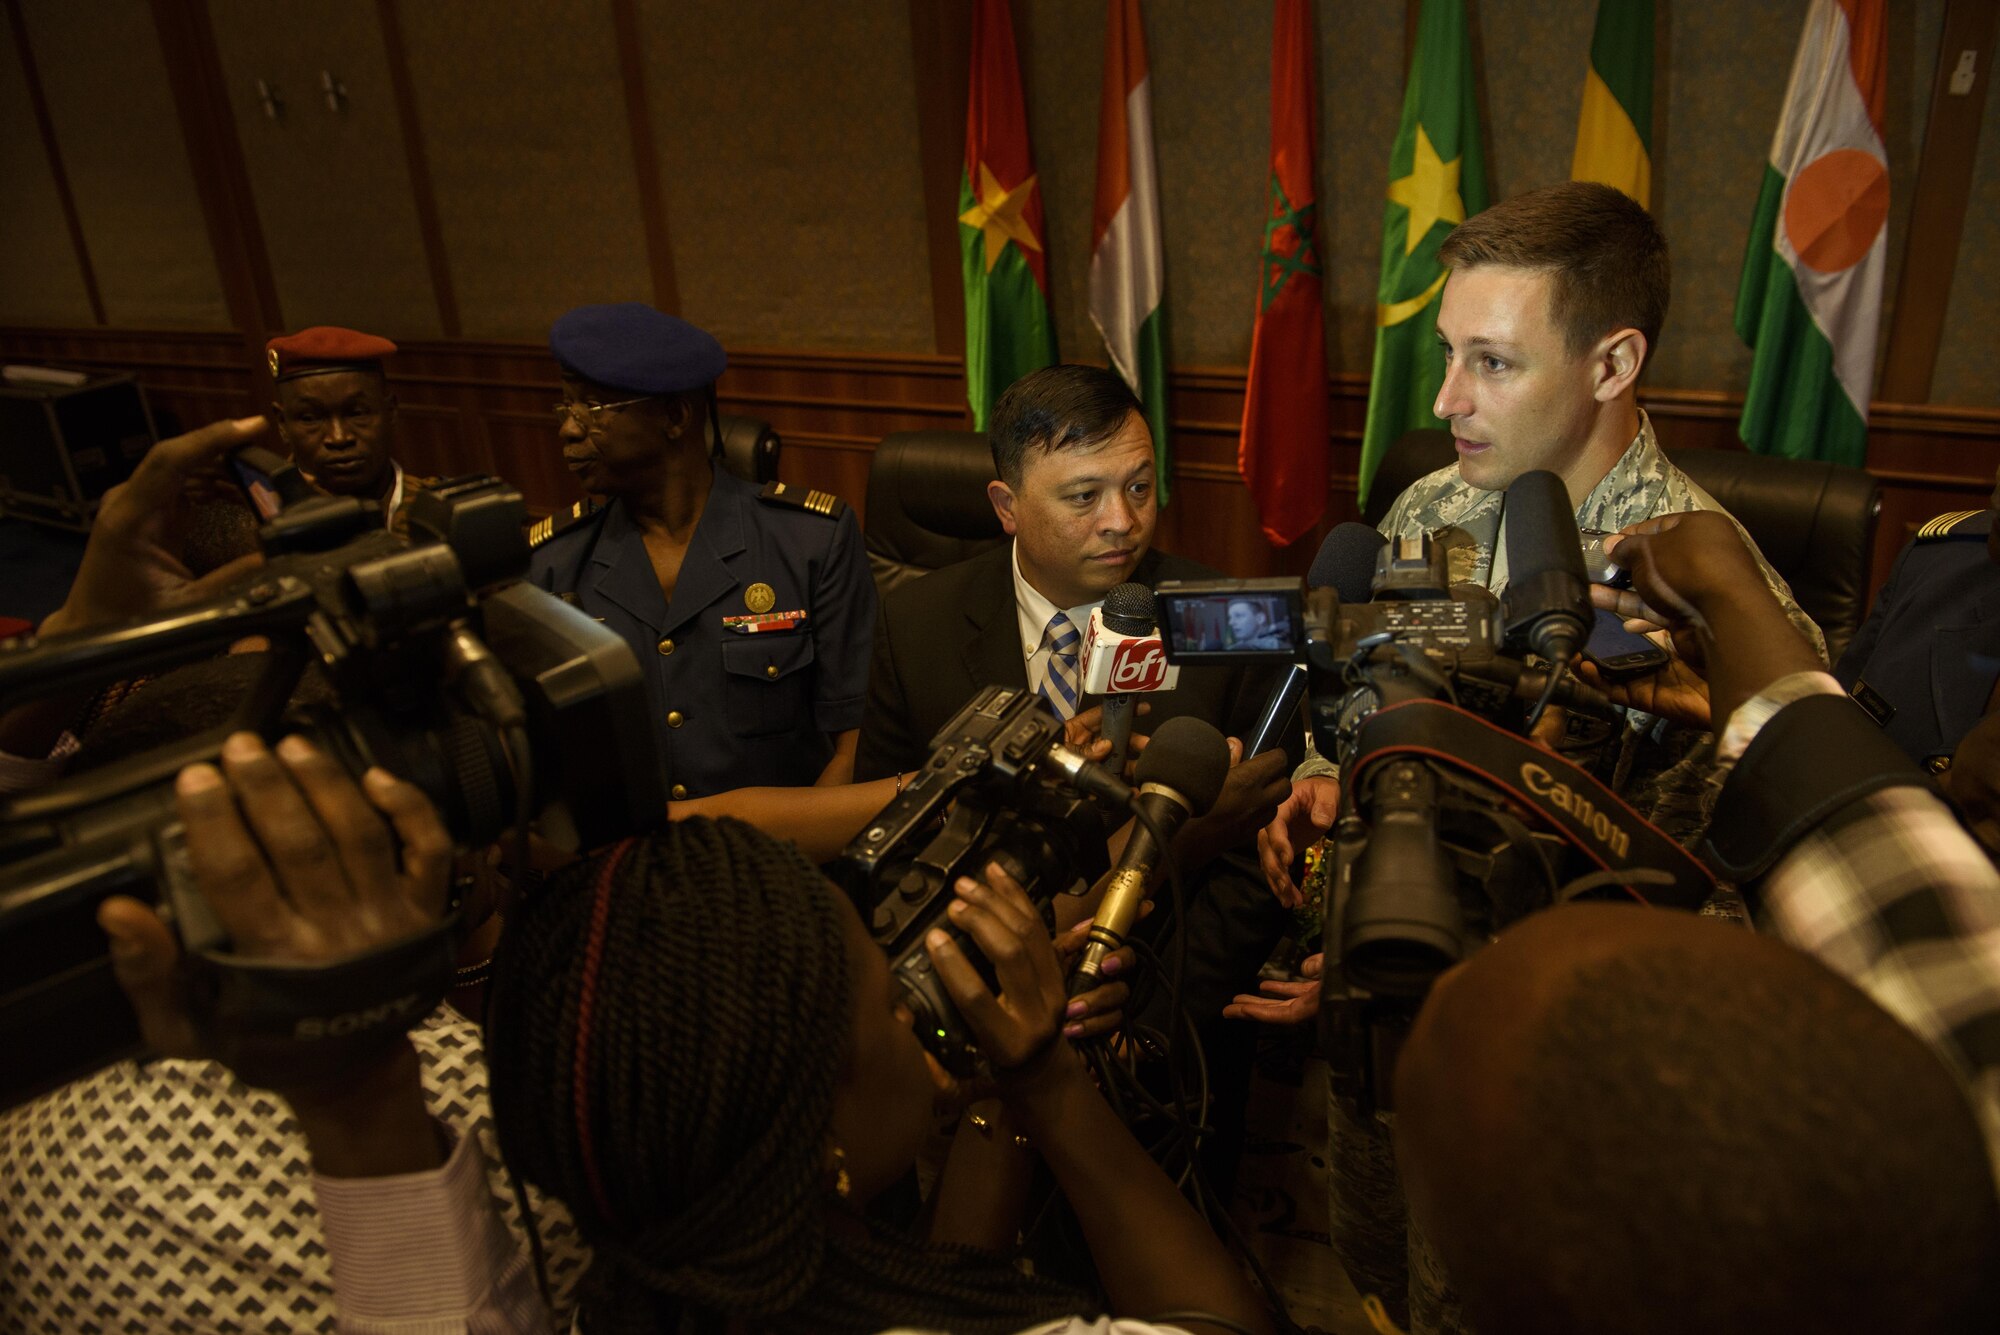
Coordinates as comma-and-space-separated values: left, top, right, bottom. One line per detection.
1915, 509, 1991, 542
757, 480, 847, 520
528, 499, 603, 549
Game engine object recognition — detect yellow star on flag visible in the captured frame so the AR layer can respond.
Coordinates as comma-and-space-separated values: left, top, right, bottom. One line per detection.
959, 162, 1044, 273
1386, 124, 1465, 257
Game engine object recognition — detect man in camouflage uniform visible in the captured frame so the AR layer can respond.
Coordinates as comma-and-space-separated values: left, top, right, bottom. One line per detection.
1253, 183, 1825, 1335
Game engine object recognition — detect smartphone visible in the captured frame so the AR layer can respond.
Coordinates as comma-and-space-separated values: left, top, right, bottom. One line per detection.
1584, 606, 1671, 681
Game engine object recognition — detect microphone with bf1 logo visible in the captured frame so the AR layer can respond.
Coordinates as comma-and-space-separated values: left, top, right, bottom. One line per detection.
1079, 582, 1180, 771
1243, 525, 1389, 757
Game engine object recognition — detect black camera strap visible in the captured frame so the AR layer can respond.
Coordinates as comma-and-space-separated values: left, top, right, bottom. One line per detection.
1348, 699, 1716, 910
186, 913, 463, 1091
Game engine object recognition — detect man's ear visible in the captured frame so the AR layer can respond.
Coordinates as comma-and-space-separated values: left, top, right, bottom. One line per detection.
381, 390, 399, 418
268, 401, 289, 447
987, 479, 1019, 536
1594, 328, 1647, 403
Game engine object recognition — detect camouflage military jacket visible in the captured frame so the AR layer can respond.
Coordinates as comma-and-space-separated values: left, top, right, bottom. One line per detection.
1302, 410, 1828, 846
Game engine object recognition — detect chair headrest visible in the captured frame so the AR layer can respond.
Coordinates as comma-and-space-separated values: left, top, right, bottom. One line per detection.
716, 414, 780, 485
863, 431, 1006, 594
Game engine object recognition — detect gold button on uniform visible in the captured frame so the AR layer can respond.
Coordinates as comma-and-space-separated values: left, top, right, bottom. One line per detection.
667, 710, 684, 728
766, 664, 779, 678
657, 638, 674, 656
671, 783, 687, 800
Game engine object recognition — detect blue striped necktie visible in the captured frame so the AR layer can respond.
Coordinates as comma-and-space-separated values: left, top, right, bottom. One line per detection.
1036, 611, 1082, 720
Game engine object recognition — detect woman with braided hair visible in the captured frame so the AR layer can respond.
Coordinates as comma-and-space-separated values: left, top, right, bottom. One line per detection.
482, 816, 1270, 1334
103, 735, 1271, 1334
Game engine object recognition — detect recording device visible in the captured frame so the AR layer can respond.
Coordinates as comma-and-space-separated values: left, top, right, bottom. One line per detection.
838, 684, 1125, 1077
1082, 582, 1177, 771
1071, 715, 1231, 988
0, 468, 666, 1110
1585, 607, 1672, 681
227, 444, 313, 522
1153, 577, 1304, 664
1580, 527, 1632, 589
1150, 485, 1714, 1112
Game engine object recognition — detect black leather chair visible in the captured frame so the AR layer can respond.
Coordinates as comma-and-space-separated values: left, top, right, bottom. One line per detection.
717, 414, 781, 485
1359, 427, 1881, 660
862, 430, 1006, 596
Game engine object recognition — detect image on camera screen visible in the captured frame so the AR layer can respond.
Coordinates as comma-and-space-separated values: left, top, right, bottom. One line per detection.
1167, 592, 1295, 654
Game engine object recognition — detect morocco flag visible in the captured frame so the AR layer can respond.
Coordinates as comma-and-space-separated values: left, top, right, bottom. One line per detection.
960, 0, 1056, 431
1090, 0, 1171, 503
1734, 0, 1888, 468
1237, 0, 1328, 547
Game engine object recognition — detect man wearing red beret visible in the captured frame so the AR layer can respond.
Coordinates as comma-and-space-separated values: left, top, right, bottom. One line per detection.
265, 326, 435, 535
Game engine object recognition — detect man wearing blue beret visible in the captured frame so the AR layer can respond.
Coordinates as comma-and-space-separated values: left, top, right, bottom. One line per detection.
528, 303, 876, 797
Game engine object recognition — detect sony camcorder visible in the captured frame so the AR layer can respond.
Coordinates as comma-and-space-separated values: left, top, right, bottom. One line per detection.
837, 684, 1126, 1077
0, 460, 664, 1108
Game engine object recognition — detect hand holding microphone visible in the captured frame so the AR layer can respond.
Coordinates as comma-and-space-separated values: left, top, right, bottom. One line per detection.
1072, 716, 1232, 990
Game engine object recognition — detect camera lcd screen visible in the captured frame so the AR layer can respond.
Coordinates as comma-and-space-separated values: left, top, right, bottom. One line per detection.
1155, 580, 1303, 664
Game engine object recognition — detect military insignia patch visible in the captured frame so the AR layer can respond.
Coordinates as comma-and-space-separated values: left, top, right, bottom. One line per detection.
745, 582, 776, 614
722, 609, 808, 634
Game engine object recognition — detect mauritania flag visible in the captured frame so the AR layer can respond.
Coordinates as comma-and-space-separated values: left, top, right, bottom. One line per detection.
1090, 0, 1171, 503
1734, 0, 1888, 468
1358, 0, 1488, 507
960, 0, 1056, 430
1570, 0, 1653, 206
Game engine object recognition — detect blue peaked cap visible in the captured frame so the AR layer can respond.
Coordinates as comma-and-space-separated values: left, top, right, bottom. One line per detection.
549, 303, 726, 395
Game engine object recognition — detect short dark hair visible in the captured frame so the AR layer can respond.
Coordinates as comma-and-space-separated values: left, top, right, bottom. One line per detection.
1423, 941, 2000, 1335
1439, 181, 1670, 367
987, 364, 1145, 488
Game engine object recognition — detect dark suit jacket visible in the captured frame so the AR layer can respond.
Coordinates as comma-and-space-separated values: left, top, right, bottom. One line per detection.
857, 544, 1270, 782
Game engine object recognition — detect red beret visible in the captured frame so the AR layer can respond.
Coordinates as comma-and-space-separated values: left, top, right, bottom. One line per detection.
266, 326, 398, 381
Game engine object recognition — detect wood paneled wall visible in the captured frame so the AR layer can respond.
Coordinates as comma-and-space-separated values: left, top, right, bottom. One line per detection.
3, 322, 1994, 603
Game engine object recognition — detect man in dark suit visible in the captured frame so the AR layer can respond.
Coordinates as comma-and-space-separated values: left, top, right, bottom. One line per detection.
856, 364, 1293, 1192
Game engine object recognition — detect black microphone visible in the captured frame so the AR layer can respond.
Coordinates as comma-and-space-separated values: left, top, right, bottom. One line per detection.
1499, 470, 1593, 665
1072, 716, 1232, 987
1095, 582, 1155, 771
1309, 523, 1389, 604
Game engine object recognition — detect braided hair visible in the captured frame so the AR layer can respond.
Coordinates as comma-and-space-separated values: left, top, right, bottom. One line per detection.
486, 817, 1086, 1334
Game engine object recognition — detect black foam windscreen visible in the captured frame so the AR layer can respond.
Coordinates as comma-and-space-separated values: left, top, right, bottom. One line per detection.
1100, 581, 1155, 635
1310, 523, 1390, 604
1501, 470, 1593, 660
1134, 716, 1231, 813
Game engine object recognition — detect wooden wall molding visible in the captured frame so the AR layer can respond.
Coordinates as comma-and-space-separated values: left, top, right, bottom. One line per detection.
4, 0, 104, 325
376, 0, 461, 338
610, 0, 680, 314
1880, 0, 2000, 402
4, 322, 1993, 599
148, 0, 282, 360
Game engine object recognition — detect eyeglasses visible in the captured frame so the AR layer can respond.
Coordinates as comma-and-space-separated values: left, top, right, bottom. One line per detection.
552, 396, 655, 430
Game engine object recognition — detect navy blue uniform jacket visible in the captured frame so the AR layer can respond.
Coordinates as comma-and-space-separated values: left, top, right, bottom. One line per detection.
529, 468, 876, 797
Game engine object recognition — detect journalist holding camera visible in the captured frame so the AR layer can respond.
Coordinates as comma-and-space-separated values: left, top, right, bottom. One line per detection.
5, 186, 2000, 1335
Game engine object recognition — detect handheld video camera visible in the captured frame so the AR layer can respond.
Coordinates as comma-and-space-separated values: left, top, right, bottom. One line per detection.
837, 685, 1125, 1077
0, 453, 665, 1109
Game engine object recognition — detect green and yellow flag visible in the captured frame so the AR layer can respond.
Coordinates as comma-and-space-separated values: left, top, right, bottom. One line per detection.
1358, 0, 1488, 507
960, 0, 1057, 430
1570, 0, 1654, 206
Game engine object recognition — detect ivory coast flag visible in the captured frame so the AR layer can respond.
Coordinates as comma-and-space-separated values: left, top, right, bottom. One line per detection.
1090, 0, 1171, 503
1570, 0, 1653, 206
1358, 0, 1488, 507
1734, 0, 1888, 468
960, 0, 1057, 430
